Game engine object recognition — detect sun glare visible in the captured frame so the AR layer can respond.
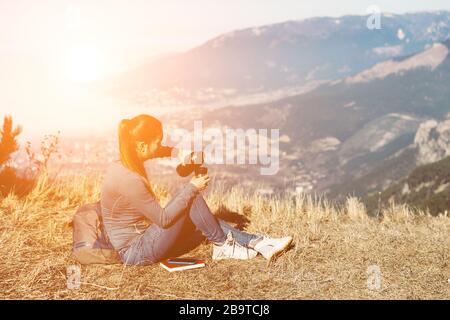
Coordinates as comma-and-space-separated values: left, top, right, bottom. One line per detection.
65, 44, 105, 83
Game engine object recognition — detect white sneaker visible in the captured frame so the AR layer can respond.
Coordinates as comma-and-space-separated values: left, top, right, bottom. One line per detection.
212, 231, 258, 260
254, 236, 293, 262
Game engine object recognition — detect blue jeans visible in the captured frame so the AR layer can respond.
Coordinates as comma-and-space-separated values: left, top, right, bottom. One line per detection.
120, 194, 259, 265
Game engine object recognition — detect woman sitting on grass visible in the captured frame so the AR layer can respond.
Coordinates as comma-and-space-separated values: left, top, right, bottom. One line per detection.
100, 114, 292, 265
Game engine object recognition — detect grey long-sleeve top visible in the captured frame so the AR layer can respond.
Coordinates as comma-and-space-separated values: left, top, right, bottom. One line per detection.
100, 157, 199, 251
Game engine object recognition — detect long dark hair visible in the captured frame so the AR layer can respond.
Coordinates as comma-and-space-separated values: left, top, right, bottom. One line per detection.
118, 114, 162, 194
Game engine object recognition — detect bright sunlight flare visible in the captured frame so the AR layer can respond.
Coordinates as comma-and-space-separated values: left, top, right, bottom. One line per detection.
65, 44, 105, 83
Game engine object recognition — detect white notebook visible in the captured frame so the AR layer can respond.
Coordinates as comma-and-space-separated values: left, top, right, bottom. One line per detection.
159, 258, 206, 272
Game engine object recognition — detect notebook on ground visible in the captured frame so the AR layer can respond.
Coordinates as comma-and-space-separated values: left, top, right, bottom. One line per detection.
159, 258, 206, 272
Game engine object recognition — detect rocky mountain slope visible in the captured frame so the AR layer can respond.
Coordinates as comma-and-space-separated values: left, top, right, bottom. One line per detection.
360, 116, 450, 215
415, 118, 450, 165
194, 39, 450, 196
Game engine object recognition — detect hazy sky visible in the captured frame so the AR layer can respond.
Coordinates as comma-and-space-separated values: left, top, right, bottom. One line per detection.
1, 0, 450, 138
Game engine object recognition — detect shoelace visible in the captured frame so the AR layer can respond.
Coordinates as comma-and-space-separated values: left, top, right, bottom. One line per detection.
227, 236, 240, 258
224, 232, 251, 258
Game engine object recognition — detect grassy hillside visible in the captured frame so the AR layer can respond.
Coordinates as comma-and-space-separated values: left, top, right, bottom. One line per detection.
0, 171, 449, 299
365, 156, 450, 215
326, 145, 418, 200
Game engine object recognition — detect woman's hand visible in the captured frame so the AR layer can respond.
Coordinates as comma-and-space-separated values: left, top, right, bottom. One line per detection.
189, 174, 210, 191
174, 148, 193, 165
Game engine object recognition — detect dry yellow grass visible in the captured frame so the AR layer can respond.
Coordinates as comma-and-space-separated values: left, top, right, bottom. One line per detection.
0, 171, 449, 299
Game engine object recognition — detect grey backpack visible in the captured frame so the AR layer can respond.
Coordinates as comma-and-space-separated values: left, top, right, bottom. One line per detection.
72, 201, 122, 265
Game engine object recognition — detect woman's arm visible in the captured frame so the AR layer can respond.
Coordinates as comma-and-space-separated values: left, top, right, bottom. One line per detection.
119, 175, 199, 228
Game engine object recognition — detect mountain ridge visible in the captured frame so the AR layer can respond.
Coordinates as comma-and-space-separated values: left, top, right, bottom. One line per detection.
110, 11, 450, 96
